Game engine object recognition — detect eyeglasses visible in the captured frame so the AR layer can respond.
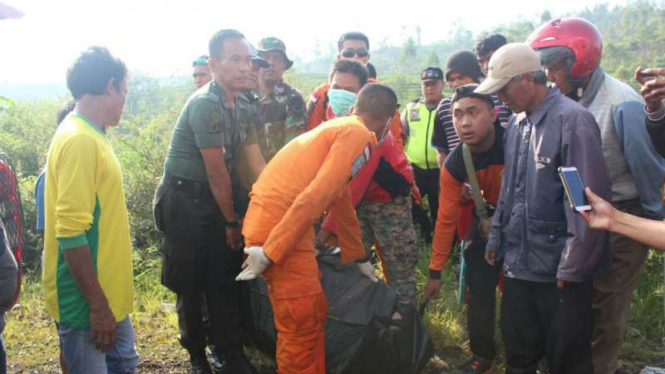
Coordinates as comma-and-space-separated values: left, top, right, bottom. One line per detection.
192, 58, 208, 67
341, 48, 369, 59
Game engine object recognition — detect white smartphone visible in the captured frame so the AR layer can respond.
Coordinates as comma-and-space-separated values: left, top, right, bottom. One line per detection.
558, 166, 592, 212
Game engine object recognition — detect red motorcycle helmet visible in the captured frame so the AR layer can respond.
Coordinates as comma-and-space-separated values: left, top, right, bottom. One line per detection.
528, 17, 603, 79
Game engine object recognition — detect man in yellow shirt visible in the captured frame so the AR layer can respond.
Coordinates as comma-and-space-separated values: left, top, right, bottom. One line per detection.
42, 46, 138, 373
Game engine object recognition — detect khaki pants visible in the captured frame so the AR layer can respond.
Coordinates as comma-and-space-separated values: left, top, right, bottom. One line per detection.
592, 199, 649, 374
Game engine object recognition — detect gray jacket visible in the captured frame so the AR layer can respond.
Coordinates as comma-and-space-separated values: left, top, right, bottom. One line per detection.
487, 88, 611, 283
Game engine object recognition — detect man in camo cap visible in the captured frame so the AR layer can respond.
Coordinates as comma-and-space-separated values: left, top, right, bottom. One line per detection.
256, 37, 306, 161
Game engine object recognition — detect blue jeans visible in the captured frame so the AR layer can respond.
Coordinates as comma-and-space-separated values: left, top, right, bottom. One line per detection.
58, 317, 139, 374
0, 334, 6, 374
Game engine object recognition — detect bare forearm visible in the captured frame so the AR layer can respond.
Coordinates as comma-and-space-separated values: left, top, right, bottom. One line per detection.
244, 144, 266, 183
611, 211, 665, 250
62, 246, 108, 310
208, 171, 236, 222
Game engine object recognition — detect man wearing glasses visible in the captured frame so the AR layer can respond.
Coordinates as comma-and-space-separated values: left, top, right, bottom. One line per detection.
192, 55, 213, 90
305, 32, 403, 146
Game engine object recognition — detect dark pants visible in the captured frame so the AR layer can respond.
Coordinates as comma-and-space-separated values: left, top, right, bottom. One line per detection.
592, 200, 648, 374
501, 278, 594, 374
464, 239, 501, 361
501, 277, 593, 374
177, 287, 241, 354
0, 334, 5, 374
154, 181, 244, 355
411, 165, 439, 240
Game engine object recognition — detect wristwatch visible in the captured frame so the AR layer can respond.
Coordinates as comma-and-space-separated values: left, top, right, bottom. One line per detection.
226, 217, 240, 228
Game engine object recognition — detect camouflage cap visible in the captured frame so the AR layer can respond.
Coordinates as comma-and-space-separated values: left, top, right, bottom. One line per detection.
257, 37, 294, 69
249, 45, 269, 68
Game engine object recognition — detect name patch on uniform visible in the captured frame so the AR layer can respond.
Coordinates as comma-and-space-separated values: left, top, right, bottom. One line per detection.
535, 154, 551, 170
350, 144, 371, 178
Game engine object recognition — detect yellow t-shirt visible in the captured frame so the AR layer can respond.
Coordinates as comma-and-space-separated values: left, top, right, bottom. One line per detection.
43, 113, 133, 328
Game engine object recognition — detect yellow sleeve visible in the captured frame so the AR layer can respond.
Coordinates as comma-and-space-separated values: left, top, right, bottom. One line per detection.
263, 127, 371, 264
54, 135, 98, 249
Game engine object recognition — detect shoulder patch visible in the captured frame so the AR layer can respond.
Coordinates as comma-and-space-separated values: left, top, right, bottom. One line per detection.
350, 144, 372, 178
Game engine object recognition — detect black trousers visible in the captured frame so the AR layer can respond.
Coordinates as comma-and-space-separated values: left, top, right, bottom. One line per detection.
501, 277, 594, 374
176, 286, 241, 353
411, 165, 440, 239
154, 182, 244, 354
464, 238, 501, 361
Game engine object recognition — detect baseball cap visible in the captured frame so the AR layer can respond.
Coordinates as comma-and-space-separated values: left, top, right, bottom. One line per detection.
475, 43, 542, 94
421, 67, 444, 82
257, 37, 294, 69
451, 84, 494, 107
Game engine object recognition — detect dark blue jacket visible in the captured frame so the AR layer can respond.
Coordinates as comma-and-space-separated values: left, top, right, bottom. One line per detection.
487, 88, 611, 283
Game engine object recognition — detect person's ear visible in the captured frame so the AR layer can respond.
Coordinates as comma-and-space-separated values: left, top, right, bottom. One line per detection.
490, 106, 499, 123
106, 78, 116, 95
349, 104, 356, 114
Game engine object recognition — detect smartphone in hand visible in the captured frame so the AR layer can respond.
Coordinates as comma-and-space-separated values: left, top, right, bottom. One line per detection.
558, 167, 591, 212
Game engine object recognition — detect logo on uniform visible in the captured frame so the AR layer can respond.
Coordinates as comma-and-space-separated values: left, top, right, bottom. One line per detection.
350, 144, 372, 178
410, 109, 420, 121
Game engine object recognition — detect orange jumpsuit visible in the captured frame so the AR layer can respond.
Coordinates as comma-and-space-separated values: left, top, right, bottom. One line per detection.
242, 115, 374, 374
305, 81, 404, 149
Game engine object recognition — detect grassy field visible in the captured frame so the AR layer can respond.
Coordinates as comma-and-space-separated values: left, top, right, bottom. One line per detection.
3, 245, 664, 374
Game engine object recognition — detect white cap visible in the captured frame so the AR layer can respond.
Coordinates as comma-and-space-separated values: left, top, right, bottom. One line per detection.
475, 43, 543, 94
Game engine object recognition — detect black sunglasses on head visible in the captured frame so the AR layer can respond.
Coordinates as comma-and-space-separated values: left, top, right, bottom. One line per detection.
341, 48, 369, 58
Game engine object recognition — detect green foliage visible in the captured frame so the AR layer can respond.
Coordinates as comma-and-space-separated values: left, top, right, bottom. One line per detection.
1, 2, 665, 370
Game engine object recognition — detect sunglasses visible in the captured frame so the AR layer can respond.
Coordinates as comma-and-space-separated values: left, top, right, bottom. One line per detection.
192, 58, 208, 67
341, 48, 369, 58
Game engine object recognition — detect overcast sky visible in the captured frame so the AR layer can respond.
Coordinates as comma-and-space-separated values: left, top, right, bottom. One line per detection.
0, 0, 627, 85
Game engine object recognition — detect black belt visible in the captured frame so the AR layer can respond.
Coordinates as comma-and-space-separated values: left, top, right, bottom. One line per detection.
163, 172, 212, 197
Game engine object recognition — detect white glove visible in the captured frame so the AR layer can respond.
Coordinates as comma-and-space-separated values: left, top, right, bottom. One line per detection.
358, 261, 378, 283
235, 246, 271, 281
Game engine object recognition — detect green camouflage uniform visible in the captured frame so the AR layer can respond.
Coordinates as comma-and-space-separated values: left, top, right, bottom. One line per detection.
357, 195, 419, 303
257, 80, 306, 161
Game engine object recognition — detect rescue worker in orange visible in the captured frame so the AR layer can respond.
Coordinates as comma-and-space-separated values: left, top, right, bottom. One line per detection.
236, 83, 399, 374
305, 32, 403, 147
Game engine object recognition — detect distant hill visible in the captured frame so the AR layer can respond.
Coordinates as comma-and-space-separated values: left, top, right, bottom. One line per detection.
0, 83, 68, 102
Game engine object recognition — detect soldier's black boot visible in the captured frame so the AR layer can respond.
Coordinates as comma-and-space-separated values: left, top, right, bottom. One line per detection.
189, 349, 213, 374
218, 350, 258, 374
207, 344, 224, 373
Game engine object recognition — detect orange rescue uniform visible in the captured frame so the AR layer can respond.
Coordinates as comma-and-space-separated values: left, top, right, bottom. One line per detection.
306, 81, 404, 149
242, 115, 374, 374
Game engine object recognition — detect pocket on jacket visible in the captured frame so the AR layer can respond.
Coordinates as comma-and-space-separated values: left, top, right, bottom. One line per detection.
526, 218, 567, 276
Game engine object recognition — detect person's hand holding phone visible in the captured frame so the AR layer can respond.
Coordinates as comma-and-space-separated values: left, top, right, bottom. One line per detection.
635, 67, 665, 113
579, 187, 618, 232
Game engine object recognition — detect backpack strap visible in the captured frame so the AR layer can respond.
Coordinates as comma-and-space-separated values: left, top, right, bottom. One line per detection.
462, 143, 489, 219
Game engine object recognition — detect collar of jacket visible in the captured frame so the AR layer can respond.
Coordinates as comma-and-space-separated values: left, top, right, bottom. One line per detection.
523, 88, 562, 127
578, 67, 605, 108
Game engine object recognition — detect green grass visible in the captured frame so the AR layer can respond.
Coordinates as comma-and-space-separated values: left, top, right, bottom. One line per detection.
3, 245, 664, 373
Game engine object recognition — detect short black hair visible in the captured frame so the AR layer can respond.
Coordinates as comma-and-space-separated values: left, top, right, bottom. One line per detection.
66, 46, 127, 100
329, 60, 369, 87
209, 29, 245, 60
337, 32, 370, 52
355, 83, 398, 121
474, 33, 508, 56
366, 63, 377, 79
56, 100, 76, 125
